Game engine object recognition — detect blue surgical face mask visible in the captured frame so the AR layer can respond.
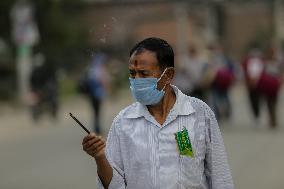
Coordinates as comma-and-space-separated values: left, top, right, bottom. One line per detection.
129, 68, 170, 105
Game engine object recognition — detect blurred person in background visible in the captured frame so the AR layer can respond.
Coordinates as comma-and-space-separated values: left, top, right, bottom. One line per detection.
206, 44, 235, 122
174, 45, 208, 102
29, 53, 59, 122
258, 47, 283, 128
241, 46, 265, 126
81, 37, 233, 189
79, 52, 111, 134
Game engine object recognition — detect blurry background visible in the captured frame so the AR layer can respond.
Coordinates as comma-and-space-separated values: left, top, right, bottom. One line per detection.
0, 0, 284, 188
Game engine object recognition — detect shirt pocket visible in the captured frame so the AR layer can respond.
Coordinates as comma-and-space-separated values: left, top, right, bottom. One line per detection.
180, 155, 203, 188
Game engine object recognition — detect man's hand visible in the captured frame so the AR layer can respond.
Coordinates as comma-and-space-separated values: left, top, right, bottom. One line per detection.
82, 133, 106, 160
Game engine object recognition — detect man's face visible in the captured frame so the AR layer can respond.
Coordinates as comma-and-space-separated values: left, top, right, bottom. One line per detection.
129, 49, 162, 79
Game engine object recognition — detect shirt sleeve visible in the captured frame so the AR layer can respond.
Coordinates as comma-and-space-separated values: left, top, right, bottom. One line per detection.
204, 107, 234, 189
97, 116, 126, 189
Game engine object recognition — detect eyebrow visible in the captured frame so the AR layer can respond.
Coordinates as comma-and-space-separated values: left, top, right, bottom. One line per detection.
129, 69, 150, 73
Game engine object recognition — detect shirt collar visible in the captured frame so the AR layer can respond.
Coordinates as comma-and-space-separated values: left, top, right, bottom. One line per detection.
124, 85, 195, 119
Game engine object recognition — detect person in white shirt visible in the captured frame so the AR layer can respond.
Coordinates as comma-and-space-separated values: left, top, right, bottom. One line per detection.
82, 37, 234, 189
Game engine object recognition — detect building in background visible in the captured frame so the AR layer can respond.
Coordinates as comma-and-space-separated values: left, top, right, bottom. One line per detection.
82, 0, 284, 61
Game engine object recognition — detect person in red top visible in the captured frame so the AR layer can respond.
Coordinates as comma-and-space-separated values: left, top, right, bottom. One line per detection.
242, 46, 283, 128
207, 44, 235, 122
259, 47, 283, 128
242, 47, 264, 125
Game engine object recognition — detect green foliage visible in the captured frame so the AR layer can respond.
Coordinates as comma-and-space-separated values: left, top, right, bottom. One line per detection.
0, 0, 89, 100
34, 0, 88, 69
58, 75, 77, 97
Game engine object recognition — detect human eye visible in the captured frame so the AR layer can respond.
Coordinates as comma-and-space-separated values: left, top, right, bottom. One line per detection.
140, 71, 151, 77
129, 70, 135, 78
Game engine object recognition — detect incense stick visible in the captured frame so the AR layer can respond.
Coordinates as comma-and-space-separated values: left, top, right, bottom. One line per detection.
69, 113, 90, 134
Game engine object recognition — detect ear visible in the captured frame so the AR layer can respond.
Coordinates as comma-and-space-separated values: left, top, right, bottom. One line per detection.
165, 68, 175, 84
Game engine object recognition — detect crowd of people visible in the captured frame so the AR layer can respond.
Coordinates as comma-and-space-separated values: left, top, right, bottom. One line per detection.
242, 46, 284, 128
174, 43, 284, 129
28, 42, 284, 131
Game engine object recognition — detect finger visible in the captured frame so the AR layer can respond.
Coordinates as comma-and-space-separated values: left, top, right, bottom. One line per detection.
83, 136, 103, 149
85, 139, 105, 152
83, 137, 104, 152
93, 144, 106, 156
82, 133, 96, 144
85, 137, 105, 150
89, 143, 106, 155
82, 135, 92, 144
95, 143, 106, 152
86, 139, 105, 153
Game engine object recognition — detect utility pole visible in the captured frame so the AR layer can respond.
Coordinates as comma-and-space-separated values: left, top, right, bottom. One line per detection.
175, 2, 189, 58
274, 0, 284, 49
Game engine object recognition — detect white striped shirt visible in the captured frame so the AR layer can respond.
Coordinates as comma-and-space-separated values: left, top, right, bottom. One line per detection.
98, 86, 234, 189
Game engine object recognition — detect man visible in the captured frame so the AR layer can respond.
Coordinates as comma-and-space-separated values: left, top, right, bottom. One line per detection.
82, 37, 234, 189
30, 53, 58, 121
241, 47, 264, 125
87, 52, 110, 133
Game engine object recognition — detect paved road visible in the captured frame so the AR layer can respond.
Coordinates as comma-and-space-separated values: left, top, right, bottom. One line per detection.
0, 85, 284, 189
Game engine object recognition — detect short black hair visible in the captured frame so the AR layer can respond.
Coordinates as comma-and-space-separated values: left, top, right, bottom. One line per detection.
129, 37, 174, 69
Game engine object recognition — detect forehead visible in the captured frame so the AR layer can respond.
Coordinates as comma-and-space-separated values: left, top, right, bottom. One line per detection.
129, 49, 160, 70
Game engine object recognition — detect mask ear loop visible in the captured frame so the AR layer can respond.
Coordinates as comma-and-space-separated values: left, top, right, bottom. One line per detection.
161, 83, 167, 91
157, 67, 170, 82
157, 67, 174, 91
